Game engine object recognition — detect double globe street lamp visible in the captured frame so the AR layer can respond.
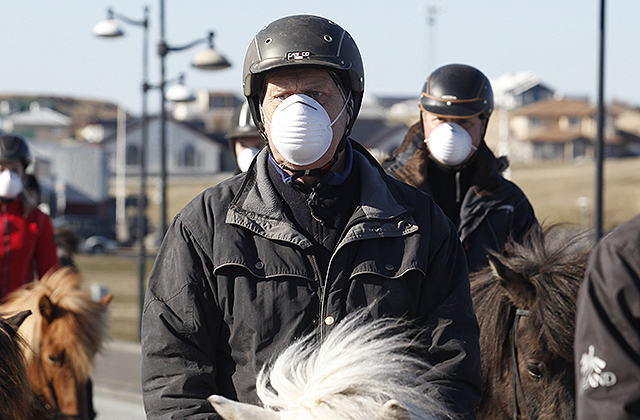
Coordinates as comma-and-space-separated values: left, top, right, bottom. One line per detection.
93, 3, 230, 336
156, 0, 231, 236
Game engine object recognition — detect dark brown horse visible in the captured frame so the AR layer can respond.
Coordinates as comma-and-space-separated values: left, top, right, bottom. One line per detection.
0, 267, 111, 420
0, 310, 32, 420
471, 226, 590, 420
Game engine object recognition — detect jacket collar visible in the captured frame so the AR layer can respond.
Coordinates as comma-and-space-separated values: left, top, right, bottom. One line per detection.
227, 141, 414, 244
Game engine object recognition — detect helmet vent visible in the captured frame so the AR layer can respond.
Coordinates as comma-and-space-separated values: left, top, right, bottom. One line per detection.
264, 38, 272, 45
324, 35, 333, 42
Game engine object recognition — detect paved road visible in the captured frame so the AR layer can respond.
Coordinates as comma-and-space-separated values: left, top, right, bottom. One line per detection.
93, 340, 146, 420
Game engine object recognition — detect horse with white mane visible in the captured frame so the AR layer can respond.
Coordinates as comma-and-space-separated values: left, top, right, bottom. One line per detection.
208, 309, 454, 420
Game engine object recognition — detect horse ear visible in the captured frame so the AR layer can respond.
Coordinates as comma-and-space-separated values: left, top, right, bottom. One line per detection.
38, 294, 56, 323
488, 254, 537, 310
6, 310, 32, 329
207, 395, 281, 420
100, 293, 114, 306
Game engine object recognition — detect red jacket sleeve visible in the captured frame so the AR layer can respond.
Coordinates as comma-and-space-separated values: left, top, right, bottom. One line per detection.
34, 210, 60, 278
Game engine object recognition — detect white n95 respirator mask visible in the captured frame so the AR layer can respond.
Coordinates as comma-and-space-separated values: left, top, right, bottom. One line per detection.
425, 122, 477, 166
0, 169, 24, 200
263, 93, 348, 167
236, 147, 260, 173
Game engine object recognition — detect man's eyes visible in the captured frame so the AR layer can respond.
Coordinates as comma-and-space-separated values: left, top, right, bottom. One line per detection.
276, 91, 322, 100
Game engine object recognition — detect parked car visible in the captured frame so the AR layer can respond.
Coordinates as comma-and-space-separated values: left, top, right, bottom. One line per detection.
80, 235, 118, 254
53, 215, 118, 255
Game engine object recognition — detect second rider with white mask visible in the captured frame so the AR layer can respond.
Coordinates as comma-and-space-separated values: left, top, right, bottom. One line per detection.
384, 63, 538, 273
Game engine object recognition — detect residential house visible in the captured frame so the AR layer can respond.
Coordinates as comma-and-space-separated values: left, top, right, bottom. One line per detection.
1, 102, 73, 140
28, 139, 110, 217
102, 115, 229, 180
509, 96, 623, 162
172, 89, 243, 134
608, 101, 640, 156
350, 95, 414, 162
0, 98, 114, 218
485, 72, 556, 155
492, 72, 555, 109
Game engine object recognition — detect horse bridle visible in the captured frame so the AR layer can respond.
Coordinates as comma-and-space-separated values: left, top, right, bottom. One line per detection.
32, 355, 96, 420
510, 308, 531, 420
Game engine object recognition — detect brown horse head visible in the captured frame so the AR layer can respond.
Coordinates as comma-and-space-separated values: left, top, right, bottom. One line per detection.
471, 225, 590, 420
0, 310, 32, 420
1, 267, 112, 420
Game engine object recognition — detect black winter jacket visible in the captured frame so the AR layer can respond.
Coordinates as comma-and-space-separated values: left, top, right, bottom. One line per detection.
141, 142, 482, 419
383, 122, 538, 273
574, 213, 640, 420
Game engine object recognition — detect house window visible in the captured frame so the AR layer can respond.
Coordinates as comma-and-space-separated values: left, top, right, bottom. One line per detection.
178, 144, 201, 167
126, 145, 140, 165
529, 117, 540, 128
209, 95, 232, 109
568, 117, 580, 128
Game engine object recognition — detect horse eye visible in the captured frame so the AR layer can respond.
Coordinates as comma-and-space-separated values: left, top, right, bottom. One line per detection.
46, 351, 64, 366
526, 360, 545, 380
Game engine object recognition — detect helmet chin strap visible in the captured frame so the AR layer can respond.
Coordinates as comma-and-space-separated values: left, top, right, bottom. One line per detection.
270, 134, 346, 183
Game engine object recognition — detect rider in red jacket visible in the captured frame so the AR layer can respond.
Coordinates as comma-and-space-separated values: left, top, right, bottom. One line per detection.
0, 134, 59, 300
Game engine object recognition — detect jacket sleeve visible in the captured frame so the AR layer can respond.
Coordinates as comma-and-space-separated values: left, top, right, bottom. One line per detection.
419, 207, 483, 420
34, 210, 59, 278
141, 212, 222, 420
574, 229, 640, 420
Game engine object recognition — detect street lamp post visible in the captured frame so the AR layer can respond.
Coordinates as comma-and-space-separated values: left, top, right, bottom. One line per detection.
157, 0, 231, 236
93, 6, 150, 337
95, 2, 230, 335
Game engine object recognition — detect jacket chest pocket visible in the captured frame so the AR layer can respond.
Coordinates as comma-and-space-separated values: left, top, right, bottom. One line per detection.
326, 237, 427, 319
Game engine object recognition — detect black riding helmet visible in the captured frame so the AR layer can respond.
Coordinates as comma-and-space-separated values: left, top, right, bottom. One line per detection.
227, 101, 261, 141
0, 133, 32, 169
242, 15, 365, 138
420, 64, 494, 120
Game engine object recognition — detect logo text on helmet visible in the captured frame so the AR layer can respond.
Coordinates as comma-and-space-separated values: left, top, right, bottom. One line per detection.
287, 51, 310, 60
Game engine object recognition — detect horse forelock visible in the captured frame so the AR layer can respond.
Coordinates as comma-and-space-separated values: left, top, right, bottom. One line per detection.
510, 227, 589, 360
255, 309, 450, 420
471, 225, 591, 374
0, 267, 109, 381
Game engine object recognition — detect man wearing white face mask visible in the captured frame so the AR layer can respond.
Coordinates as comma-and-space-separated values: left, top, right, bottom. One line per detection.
226, 101, 264, 174
0, 134, 59, 300
142, 15, 482, 420
384, 64, 538, 273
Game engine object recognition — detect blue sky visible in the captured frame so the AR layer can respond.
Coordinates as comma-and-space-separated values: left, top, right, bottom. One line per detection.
1, 1, 637, 116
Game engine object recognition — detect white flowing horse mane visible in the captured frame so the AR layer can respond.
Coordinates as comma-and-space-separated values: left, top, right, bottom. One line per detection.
209, 309, 454, 420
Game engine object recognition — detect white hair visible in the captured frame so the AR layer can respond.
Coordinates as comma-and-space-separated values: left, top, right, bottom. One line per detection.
210, 308, 454, 420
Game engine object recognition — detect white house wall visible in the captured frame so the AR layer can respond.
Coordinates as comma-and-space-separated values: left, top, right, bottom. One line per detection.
28, 140, 109, 203
106, 118, 224, 179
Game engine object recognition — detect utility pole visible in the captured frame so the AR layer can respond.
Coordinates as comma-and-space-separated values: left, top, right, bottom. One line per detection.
425, 5, 444, 72
594, 0, 606, 241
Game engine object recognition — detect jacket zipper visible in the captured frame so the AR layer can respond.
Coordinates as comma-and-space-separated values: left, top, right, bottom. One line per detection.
306, 250, 328, 341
